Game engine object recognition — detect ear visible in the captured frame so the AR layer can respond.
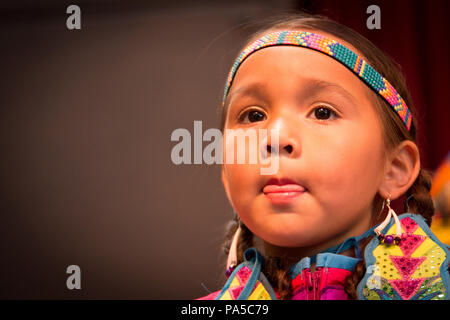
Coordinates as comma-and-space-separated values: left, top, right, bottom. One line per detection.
378, 140, 420, 200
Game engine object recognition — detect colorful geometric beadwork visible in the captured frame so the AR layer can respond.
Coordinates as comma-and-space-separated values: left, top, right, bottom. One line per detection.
198, 215, 449, 300
214, 266, 272, 300
359, 214, 450, 300
196, 264, 276, 300
203, 248, 278, 300
223, 30, 412, 131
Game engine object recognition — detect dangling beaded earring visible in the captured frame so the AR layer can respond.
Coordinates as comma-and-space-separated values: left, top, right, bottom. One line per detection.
226, 222, 241, 277
374, 195, 402, 245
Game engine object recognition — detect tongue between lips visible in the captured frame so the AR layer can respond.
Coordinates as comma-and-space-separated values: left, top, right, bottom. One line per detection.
263, 184, 306, 193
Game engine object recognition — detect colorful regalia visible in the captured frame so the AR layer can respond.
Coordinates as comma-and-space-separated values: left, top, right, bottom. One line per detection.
198, 214, 450, 300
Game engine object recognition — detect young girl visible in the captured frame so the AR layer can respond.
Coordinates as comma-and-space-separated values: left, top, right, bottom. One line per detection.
199, 13, 449, 300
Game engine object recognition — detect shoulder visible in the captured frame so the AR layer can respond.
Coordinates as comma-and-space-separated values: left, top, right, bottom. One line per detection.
358, 213, 450, 300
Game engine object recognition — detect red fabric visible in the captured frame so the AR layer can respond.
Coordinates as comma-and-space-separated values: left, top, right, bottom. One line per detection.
297, 0, 450, 170
291, 267, 351, 300
197, 267, 352, 300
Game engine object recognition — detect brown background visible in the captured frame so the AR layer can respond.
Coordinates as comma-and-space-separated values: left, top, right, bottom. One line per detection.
0, 0, 448, 299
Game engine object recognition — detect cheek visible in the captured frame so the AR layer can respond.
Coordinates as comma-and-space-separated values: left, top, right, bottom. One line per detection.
224, 163, 255, 194
222, 152, 261, 212
223, 162, 262, 225
222, 129, 267, 201
308, 124, 385, 211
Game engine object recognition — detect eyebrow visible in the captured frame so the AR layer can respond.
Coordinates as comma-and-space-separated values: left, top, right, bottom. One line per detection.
225, 78, 358, 108
300, 79, 358, 105
225, 82, 269, 108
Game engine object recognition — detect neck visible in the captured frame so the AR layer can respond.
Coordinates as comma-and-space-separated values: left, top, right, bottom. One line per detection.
262, 241, 353, 266
260, 222, 371, 264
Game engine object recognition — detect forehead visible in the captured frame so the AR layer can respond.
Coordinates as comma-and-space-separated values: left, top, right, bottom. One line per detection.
225, 29, 375, 105
227, 45, 372, 105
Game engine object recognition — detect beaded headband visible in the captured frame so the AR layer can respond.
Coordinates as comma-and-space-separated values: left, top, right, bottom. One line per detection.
223, 30, 412, 131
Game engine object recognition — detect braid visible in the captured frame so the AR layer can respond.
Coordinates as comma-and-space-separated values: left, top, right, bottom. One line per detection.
405, 168, 435, 226
237, 222, 254, 261
344, 259, 366, 299
263, 256, 293, 299
222, 218, 238, 262
222, 216, 293, 299
344, 169, 436, 299
222, 215, 254, 269
343, 236, 371, 299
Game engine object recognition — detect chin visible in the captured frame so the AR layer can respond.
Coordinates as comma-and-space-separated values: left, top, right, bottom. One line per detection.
268, 235, 314, 248
255, 223, 315, 248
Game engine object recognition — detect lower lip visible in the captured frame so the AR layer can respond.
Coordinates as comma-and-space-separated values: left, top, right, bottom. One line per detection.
264, 191, 305, 204
263, 184, 306, 204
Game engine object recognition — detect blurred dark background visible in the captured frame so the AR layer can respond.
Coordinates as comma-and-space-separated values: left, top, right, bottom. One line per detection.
0, 0, 448, 299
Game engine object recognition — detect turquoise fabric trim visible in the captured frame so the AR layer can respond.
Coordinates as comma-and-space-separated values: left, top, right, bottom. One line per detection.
214, 248, 278, 300
237, 248, 263, 300
214, 261, 251, 300
335, 226, 376, 259
255, 267, 278, 300
289, 226, 375, 279
316, 253, 360, 271
356, 213, 450, 300
289, 253, 360, 279
290, 257, 311, 279
322, 239, 354, 255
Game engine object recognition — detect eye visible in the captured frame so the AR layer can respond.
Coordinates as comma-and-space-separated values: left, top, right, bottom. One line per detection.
238, 109, 267, 123
310, 106, 338, 120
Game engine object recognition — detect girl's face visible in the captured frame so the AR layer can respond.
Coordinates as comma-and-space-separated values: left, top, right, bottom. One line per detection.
222, 35, 387, 253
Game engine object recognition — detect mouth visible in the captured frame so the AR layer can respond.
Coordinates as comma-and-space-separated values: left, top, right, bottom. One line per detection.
262, 178, 307, 205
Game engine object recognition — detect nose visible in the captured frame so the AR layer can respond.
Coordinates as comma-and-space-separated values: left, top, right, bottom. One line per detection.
262, 117, 300, 158
266, 142, 294, 155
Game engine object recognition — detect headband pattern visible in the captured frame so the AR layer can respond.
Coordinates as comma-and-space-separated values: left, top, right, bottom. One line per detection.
223, 31, 412, 131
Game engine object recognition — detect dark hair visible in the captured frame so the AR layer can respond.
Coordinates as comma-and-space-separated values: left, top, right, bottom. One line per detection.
220, 12, 434, 299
